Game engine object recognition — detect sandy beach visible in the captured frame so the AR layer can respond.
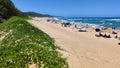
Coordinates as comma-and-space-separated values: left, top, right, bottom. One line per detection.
29, 17, 120, 68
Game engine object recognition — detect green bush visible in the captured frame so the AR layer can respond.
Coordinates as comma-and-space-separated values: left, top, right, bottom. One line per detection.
0, 17, 68, 68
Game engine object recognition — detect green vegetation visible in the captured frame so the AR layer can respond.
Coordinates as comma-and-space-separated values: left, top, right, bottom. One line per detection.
0, 17, 68, 68
0, 0, 65, 67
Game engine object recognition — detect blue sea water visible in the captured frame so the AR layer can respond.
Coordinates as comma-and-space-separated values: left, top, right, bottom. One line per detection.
58, 17, 120, 29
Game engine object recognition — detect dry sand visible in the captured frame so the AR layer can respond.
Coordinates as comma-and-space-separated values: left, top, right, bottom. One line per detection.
29, 17, 120, 68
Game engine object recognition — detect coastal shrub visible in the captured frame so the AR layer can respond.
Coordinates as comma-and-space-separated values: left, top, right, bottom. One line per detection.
0, 17, 68, 68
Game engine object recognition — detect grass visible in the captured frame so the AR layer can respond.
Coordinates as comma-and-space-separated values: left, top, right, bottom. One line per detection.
0, 17, 68, 68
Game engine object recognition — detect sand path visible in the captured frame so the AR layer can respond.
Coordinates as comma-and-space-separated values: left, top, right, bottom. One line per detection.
29, 18, 120, 68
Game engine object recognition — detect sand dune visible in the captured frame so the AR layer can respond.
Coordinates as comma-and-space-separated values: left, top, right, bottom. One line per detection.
29, 18, 120, 68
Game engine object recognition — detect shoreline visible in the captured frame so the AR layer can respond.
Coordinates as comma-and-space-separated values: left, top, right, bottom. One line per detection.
57, 17, 120, 38
29, 17, 120, 68
56, 17, 120, 31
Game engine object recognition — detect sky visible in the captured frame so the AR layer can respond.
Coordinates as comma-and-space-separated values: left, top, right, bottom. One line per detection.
11, 0, 120, 17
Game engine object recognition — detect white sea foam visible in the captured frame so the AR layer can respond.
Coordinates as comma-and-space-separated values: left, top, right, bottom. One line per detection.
105, 19, 120, 22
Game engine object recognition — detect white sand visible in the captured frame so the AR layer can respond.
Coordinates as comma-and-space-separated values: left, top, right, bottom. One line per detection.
29, 17, 120, 68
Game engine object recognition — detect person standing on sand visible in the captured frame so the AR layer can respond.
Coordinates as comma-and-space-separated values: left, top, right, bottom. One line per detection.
114, 27, 116, 30
61, 22, 64, 27
74, 24, 79, 32
72, 23, 76, 31
112, 26, 116, 30
75, 24, 77, 28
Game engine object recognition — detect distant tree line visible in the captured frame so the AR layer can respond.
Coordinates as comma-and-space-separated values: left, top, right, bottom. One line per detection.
23, 12, 53, 17
0, 0, 54, 23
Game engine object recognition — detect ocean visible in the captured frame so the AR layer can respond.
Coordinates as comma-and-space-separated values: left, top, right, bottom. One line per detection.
58, 17, 120, 29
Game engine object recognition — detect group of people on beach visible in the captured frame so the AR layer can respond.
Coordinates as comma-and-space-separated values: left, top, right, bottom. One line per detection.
95, 27, 117, 38
60, 21, 88, 32
95, 32, 111, 38
95, 26, 120, 45
61, 22, 71, 27
47, 18, 120, 45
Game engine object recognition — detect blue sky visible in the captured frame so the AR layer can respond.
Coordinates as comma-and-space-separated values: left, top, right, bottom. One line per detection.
12, 0, 120, 17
